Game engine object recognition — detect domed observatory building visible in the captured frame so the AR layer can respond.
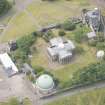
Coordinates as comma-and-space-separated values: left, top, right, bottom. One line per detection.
36, 74, 55, 94
96, 50, 105, 59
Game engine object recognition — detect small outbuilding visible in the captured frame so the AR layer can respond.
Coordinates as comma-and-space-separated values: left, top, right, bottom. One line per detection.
87, 31, 96, 39
96, 50, 105, 59
36, 74, 54, 94
0, 53, 18, 77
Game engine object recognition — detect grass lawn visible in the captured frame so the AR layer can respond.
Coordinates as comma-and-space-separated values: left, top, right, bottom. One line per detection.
0, 97, 32, 105
31, 38, 49, 68
27, 0, 91, 27
0, 0, 94, 43
45, 88, 105, 105
0, 11, 37, 42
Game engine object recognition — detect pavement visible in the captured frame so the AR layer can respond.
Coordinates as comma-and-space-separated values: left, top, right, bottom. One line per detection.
0, 65, 39, 104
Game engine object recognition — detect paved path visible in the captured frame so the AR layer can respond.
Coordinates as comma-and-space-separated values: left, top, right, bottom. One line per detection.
40, 81, 105, 105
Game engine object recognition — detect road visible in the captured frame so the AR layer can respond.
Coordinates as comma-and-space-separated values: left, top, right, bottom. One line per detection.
40, 81, 105, 105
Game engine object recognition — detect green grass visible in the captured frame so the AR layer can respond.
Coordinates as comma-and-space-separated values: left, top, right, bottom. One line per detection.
0, 11, 37, 42
27, 0, 91, 26
46, 88, 105, 105
0, 97, 32, 105
31, 38, 49, 68
0, 0, 93, 42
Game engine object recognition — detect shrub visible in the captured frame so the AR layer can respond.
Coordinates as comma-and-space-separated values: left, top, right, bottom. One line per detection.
75, 45, 84, 54
72, 62, 105, 86
32, 65, 45, 75
16, 34, 36, 54
27, 74, 35, 82
62, 20, 76, 31
58, 29, 66, 36
96, 32, 105, 42
88, 39, 97, 47
74, 26, 89, 43
23, 98, 32, 105
43, 30, 54, 42
0, 0, 12, 16
96, 42, 105, 50
10, 49, 28, 64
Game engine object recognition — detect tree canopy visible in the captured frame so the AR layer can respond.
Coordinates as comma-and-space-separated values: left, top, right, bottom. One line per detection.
72, 62, 105, 85
0, 0, 11, 16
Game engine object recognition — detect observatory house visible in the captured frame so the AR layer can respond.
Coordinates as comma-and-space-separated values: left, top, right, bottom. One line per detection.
47, 37, 75, 64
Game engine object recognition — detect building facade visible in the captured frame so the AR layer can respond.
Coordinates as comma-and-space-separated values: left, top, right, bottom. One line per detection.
47, 37, 75, 64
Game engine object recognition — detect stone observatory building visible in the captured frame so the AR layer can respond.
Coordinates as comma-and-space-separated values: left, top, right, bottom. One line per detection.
36, 74, 54, 94
47, 37, 75, 64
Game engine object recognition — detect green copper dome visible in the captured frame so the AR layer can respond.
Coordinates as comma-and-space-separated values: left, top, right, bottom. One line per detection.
36, 74, 54, 91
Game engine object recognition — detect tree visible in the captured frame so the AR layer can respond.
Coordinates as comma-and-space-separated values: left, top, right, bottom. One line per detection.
74, 26, 89, 43
58, 29, 66, 36
96, 42, 105, 50
74, 27, 85, 43
96, 32, 105, 42
72, 62, 105, 86
75, 45, 84, 54
43, 30, 54, 42
0, 0, 11, 16
62, 20, 76, 31
32, 65, 45, 75
17, 35, 36, 54
11, 49, 27, 63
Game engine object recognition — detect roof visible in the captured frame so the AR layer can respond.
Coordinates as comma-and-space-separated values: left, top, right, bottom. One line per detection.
87, 32, 96, 38
50, 37, 65, 47
36, 74, 54, 91
0, 53, 18, 76
47, 37, 75, 57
